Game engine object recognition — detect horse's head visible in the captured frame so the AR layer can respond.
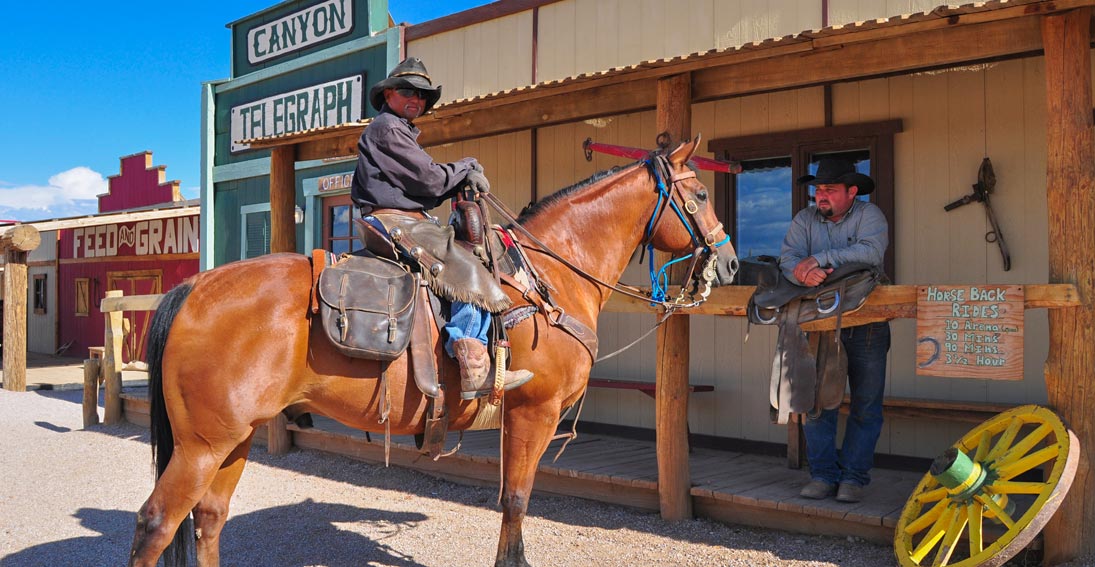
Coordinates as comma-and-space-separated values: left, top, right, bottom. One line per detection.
643, 135, 739, 288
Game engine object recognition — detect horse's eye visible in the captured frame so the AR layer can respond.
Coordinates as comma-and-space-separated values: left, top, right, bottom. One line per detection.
696, 190, 708, 202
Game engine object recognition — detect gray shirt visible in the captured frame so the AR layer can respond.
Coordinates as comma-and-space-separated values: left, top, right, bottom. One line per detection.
351, 107, 476, 214
779, 199, 888, 283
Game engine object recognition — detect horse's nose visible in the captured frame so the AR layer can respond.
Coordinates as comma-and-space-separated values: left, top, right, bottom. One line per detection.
713, 244, 739, 286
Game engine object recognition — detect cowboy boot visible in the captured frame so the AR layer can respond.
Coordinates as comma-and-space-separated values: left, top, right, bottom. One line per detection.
451, 338, 534, 400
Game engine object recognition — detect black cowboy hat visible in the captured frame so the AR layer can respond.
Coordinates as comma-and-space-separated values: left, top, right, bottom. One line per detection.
369, 57, 443, 113
796, 158, 875, 195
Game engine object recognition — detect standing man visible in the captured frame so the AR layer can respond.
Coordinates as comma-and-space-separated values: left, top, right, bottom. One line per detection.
351, 57, 533, 400
781, 158, 890, 503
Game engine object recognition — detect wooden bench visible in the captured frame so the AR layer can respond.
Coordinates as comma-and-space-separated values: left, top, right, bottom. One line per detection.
587, 377, 715, 399
786, 396, 1017, 468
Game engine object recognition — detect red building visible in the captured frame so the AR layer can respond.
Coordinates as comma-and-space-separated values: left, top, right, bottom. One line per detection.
55, 152, 199, 362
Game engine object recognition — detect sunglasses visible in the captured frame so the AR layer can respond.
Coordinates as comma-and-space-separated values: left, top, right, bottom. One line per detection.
393, 88, 426, 99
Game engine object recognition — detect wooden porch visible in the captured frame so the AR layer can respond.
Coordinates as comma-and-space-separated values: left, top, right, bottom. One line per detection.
120, 391, 917, 544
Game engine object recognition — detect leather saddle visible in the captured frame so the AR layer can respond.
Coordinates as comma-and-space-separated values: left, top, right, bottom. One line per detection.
745, 258, 882, 425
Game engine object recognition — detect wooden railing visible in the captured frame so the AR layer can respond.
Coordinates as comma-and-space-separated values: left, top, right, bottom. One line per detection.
82, 290, 163, 427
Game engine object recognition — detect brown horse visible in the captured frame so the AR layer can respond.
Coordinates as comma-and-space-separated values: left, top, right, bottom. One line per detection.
127, 137, 738, 567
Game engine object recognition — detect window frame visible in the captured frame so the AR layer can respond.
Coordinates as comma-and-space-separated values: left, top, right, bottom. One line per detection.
709, 119, 901, 281
32, 273, 47, 315
322, 194, 363, 255
240, 203, 272, 260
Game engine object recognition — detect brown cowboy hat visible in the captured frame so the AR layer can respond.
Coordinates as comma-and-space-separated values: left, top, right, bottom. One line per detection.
369, 57, 443, 113
796, 158, 875, 195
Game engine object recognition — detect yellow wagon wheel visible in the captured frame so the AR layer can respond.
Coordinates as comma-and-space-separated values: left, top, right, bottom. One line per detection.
895, 405, 1079, 567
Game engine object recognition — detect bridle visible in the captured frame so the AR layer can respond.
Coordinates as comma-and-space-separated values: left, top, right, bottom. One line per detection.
640, 154, 730, 306
476, 152, 732, 311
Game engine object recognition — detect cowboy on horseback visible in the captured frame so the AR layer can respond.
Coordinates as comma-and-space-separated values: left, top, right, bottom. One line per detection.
350, 57, 533, 400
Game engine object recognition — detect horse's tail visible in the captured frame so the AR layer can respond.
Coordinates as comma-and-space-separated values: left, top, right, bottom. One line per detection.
145, 282, 195, 567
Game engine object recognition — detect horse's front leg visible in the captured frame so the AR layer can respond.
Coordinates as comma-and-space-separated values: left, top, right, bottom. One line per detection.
495, 402, 559, 567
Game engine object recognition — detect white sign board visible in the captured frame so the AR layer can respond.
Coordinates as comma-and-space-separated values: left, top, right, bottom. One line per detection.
231, 75, 363, 152
247, 0, 354, 64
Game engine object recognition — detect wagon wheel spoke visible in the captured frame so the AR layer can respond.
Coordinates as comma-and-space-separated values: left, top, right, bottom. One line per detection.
967, 502, 984, 557
910, 504, 955, 564
930, 506, 968, 567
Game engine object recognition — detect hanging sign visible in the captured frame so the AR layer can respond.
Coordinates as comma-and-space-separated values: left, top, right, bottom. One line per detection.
915, 285, 1024, 380
230, 75, 363, 152
247, 0, 354, 64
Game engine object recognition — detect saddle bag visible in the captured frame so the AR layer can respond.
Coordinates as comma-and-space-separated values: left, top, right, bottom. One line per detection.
317, 254, 417, 360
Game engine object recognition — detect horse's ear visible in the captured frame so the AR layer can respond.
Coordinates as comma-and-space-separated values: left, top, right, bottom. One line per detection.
669, 134, 702, 166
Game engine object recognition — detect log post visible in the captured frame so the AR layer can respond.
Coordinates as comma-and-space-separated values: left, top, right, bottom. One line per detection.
102, 290, 125, 424
1042, 8, 1095, 564
654, 72, 693, 521
1, 224, 40, 392
267, 144, 297, 454
83, 358, 101, 427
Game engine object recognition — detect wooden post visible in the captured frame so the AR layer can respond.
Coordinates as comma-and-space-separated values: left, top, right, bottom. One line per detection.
654, 73, 693, 521
102, 289, 125, 424
1, 224, 40, 392
83, 358, 101, 427
269, 145, 297, 255
267, 144, 297, 454
1042, 8, 1095, 563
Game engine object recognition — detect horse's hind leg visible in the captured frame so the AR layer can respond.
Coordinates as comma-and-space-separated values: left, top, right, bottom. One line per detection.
192, 434, 255, 567
129, 435, 249, 567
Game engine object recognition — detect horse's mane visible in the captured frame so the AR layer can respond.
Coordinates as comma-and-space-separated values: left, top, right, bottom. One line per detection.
518, 162, 642, 222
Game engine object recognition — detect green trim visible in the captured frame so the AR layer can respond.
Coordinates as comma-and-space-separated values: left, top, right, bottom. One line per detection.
387, 23, 403, 70
225, 0, 298, 28
215, 28, 397, 94
239, 203, 272, 260
200, 82, 218, 272
370, 0, 389, 35
213, 156, 355, 183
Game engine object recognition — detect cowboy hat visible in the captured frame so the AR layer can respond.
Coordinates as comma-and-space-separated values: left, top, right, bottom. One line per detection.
369, 57, 443, 113
796, 158, 875, 195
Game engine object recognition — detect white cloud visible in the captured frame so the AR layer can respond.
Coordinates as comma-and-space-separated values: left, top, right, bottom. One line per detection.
0, 167, 105, 221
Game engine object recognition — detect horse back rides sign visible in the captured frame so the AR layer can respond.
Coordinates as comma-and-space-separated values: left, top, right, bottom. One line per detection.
915, 284, 1024, 380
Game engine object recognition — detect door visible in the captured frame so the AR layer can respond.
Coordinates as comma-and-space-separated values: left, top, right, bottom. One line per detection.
107, 270, 162, 364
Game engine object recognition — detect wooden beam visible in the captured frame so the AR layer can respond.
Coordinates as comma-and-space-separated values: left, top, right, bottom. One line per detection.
0, 225, 40, 252
83, 358, 101, 428
22, 206, 198, 232
654, 73, 693, 522
1, 251, 28, 392
1041, 7, 1095, 564
603, 284, 1080, 318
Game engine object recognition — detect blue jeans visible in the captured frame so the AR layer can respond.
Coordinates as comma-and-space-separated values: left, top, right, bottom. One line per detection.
802, 321, 890, 487
444, 301, 491, 356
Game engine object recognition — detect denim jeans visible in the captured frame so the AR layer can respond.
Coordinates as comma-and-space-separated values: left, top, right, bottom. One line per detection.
802, 321, 890, 487
444, 301, 491, 356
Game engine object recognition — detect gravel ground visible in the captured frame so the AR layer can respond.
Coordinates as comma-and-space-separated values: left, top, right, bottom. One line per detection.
1, 389, 1091, 567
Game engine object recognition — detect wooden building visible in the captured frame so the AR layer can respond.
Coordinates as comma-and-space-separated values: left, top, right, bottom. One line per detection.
23, 152, 199, 360
209, 0, 1095, 561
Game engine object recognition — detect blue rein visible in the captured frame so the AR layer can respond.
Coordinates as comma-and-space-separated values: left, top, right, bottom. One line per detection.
643, 159, 731, 303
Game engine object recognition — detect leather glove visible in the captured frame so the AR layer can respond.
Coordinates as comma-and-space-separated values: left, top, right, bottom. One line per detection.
468, 160, 484, 173
466, 169, 490, 194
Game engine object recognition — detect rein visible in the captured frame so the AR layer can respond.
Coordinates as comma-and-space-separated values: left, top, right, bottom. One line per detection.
478, 155, 724, 312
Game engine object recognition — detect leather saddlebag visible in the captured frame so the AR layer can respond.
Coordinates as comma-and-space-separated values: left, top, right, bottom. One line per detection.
317, 255, 417, 360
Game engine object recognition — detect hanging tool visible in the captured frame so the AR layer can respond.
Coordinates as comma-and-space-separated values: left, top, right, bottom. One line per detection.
583, 138, 742, 174
944, 157, 1011, 271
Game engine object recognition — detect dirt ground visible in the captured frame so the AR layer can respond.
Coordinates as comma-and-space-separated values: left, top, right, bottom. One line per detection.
2, 387, 1091, 567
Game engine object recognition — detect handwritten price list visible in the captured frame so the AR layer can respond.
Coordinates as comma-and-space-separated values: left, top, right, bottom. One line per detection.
915, 285, 1024, 380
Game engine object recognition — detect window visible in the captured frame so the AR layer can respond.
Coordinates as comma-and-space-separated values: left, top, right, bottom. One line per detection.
323, 194, 363, 256
709, 120, 901, 280
240, 204, 271, 259
75, 278, 90, 316
32, 274, 47, 315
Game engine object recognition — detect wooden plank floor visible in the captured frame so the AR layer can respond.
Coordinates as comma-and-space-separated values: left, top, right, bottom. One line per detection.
121, 395, 920, 544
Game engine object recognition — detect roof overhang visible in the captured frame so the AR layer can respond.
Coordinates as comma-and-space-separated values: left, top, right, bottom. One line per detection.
243, 0, 1095, 160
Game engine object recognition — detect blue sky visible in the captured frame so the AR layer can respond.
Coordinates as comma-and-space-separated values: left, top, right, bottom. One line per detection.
0, 0, 491, 222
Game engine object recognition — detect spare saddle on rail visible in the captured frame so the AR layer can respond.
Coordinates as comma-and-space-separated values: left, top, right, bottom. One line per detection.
746, 258, 882, 425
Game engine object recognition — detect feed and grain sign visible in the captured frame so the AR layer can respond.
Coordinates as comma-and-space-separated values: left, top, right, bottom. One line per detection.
915, 285, 1024, 380
247, 0, 354, 64
230, 75, 363, 152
